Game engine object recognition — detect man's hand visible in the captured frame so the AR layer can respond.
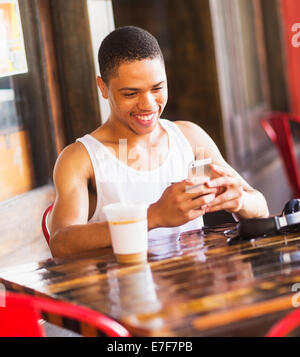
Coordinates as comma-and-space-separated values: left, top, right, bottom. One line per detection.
204, 164, 246, 214
148, 179, 218, 229
175, 121, 269, 219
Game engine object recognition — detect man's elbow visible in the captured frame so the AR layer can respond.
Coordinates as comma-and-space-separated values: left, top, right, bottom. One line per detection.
49, 230, 70, 258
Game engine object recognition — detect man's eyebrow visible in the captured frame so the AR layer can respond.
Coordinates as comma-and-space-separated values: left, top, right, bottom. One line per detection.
118, 81, 166, 92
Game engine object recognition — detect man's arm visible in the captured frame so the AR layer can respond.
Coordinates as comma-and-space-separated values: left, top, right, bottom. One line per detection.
175, 121, 269, 219
49, 143, 111, 258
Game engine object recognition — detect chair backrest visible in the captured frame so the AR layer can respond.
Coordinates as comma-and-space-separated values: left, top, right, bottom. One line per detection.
0, 291, 131, 337
261, 112, 300, 197
266, 308, 300, 337
42, 204, 53, 245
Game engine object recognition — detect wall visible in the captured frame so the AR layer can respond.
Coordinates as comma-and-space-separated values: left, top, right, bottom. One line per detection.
0, 185, 54, 268
112, 0, 226, 157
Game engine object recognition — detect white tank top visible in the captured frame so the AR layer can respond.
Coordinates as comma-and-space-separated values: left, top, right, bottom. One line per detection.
76, 119, 204, 239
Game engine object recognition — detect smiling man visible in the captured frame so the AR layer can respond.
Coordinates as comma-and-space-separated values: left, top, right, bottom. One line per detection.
48, 26, 269, 258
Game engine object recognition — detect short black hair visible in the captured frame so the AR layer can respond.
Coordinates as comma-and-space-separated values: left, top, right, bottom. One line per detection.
98, 26, 164, 84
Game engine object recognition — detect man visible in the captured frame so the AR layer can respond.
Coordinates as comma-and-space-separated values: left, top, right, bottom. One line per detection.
49, 26, 269, 258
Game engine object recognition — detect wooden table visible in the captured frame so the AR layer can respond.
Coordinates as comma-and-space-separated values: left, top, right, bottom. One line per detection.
1, 223, 300, 337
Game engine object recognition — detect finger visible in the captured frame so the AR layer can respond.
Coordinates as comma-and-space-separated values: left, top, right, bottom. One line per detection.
205, 198, 242, 213
210, 164, 235, 177
173, 180, 217, 202
185, 193, 216, 210
207, 190, 241, 208
206, 176, 240, 188
185, 184, 217, 196
173, 179, 198, 193
187, 209, 206, 221
187, 175, 210, 185
169, 180, 196, 198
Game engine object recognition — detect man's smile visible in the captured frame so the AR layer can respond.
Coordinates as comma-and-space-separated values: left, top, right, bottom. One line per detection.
131, 111, 159, 126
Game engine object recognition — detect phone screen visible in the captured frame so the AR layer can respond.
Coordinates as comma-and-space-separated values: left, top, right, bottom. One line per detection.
188, 159, 212, 180
186, 159, 212, 194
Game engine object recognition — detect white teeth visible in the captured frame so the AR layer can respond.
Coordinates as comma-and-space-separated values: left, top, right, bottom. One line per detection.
135, 114, 155, 121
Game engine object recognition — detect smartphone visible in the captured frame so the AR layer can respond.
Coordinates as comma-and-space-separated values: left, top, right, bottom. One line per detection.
188, 158, 212, 180
186, 158, 212, 193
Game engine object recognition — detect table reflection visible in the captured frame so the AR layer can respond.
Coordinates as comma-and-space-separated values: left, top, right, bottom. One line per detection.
107, 263, 163, 330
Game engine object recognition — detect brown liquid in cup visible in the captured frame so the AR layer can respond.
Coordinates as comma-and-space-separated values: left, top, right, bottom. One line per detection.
110, 218, 144, 225
115, 251, 148, 264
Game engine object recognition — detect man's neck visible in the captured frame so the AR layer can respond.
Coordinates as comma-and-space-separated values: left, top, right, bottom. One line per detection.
104, 117, 164, 146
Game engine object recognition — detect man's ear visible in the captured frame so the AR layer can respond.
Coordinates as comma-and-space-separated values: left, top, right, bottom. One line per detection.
96, 76, 109, 99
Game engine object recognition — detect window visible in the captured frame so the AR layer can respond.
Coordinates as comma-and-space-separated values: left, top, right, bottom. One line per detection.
210, 0, 288, 173
0, 76, 34, 201
0, 1, 33, 201
0, 0, 56, 202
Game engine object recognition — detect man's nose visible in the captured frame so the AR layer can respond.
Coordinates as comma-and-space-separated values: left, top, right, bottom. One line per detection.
137, 93, 157, 111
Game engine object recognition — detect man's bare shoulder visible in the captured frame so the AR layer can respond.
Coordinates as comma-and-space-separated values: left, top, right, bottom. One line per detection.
174, 120, 198, 129
55, 142, 90, 167
53, 142, 92, 183
174, 120, 227, 163
174, 121, 212, 146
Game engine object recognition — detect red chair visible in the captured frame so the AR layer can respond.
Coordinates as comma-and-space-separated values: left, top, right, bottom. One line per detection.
0, 291, 131, 337
266, 308, 300, 337
42, 204, 53, 245
261, 112, 300, 197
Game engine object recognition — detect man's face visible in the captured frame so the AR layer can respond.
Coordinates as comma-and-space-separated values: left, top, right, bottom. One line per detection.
98, 58, 168, 136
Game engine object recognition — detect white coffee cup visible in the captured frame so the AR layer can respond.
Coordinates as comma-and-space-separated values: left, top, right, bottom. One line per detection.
102, 202, 149, 264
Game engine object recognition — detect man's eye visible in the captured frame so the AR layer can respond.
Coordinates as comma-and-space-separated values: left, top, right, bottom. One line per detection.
123, 93, 137, 97
153, 87, 163, 91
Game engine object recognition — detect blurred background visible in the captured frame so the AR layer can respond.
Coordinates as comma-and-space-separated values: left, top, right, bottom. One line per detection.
0, 0, 299, 266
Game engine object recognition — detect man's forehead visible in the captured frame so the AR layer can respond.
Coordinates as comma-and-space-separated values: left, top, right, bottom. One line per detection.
114, 58, 166, 84
117, 80, 166, 92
